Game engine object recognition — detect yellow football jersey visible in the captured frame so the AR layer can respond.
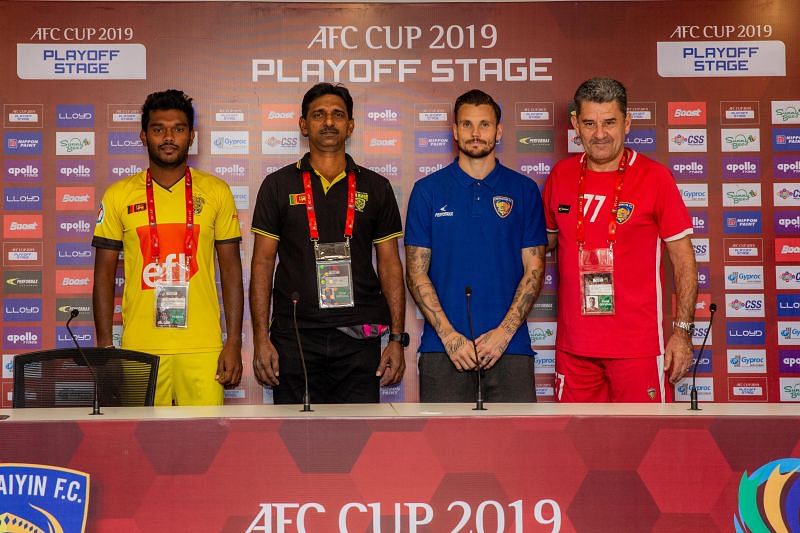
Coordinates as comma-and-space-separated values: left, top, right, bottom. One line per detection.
94, 168, 241, 354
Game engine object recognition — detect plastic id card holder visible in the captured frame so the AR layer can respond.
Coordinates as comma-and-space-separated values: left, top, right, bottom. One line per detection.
579, 247, 615, 315
315, 242, 355, 308
154, 282, 189, 327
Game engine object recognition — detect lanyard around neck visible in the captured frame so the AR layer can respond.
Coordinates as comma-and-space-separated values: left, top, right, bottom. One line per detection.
302, 170, 356, 243
145, 167, 194, 267
576, 148, 630, 250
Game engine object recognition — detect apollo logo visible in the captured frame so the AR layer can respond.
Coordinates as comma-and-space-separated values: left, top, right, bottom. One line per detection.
111, 164, 142, 177
7, 164, 39, 178
367, 109, 398, 121
59, 164, 92, 178
215, 164, 247, 177
520, 162, 552, 174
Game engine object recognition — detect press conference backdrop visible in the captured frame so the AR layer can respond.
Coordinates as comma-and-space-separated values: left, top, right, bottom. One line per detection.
1, 0, 799, 405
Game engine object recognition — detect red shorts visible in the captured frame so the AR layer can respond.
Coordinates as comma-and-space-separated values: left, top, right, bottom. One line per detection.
554, 349, 672, 403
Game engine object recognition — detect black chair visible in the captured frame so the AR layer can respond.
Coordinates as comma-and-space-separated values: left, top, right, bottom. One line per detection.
13, 348, 159, 408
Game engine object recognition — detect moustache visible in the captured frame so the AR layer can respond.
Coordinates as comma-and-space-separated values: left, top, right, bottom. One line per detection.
320, 128, 339, 135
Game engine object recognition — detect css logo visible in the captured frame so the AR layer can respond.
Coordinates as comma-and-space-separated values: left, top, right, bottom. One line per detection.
735, 458, 800, 532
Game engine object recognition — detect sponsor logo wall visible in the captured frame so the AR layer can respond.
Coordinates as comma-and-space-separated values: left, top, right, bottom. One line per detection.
1, 0, 798, 404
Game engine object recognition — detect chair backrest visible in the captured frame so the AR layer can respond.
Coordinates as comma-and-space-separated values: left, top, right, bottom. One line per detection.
12, 348, 159, 408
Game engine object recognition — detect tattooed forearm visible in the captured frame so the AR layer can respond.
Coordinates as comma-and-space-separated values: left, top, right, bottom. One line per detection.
405, 245, 455, 339
499, 246, 546, 334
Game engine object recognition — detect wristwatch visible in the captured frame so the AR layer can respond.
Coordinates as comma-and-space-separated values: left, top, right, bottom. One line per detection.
388, 332, 410, 347
672, 321, 695, 334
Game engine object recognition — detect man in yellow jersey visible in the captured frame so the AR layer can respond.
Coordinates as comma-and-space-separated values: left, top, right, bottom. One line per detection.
250, 83, 407, 404
93, 90, 244, 406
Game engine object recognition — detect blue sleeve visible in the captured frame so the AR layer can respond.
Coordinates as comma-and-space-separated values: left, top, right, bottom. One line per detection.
522, 181, 547, 248
404, 180, 432, 248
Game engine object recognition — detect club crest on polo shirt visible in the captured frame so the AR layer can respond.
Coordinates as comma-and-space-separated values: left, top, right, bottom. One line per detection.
615, 201, 635, 224
192, 194, 205, 214
355, 191, 368, 212
493, 196, 513, 218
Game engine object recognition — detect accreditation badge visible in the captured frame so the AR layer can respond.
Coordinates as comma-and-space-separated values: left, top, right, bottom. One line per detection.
154, 282, 189, 328
315, 241, 355, 308
579, 247, 615, 315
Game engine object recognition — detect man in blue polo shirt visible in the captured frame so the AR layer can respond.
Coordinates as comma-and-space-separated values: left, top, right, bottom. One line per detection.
405, 89, 547, 402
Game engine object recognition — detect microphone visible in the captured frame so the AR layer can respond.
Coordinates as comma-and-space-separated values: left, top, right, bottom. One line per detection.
291, 292, 312, 412
66, 308, 102, 415
689, 303, 715, 411
465, 286, 485, 411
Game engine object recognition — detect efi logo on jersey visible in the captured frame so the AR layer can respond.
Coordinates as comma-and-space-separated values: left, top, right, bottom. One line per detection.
3, 326, 42, 349
778, 294, 800, 318
56, 326, 94, 348
624, 129, 656, 152
773, 128, 800, 151
415, 131, 452, 153
4, 187, 43, 211
4, 159, 42, 182
670, 156, 706, 179
56, 104, 95, 127
108, 131, 144, 154
56, 242, 94, 266
0, 463, 90, 532
779, 349, 800, 373
723, 211, 761, 234
4, 132, 43, 155
726, 321, 765, 346
722, 156, 760, 180
691, 349, 712, 373
775, 211, 800, 234
3, 298, 42, 322
697, 266, 711, 290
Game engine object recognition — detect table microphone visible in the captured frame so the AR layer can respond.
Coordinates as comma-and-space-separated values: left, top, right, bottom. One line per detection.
66, 308, 102, 415
689, 303, 715, 411
291, 292, 312, 412
465, 286, 485, 411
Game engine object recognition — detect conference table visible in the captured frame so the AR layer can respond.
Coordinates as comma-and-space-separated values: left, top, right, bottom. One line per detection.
2, 403, 798, 532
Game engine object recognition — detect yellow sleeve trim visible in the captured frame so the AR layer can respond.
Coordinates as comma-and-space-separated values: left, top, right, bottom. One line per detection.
251, 228, 280, 241
373, 231, 403, 244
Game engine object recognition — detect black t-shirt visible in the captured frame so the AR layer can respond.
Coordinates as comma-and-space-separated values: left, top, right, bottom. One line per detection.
252, 153, 403, 329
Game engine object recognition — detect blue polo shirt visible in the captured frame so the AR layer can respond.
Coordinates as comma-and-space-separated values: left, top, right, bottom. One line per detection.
405, 159, 547, 355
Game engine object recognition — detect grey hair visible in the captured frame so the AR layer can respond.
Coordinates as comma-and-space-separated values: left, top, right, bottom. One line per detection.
573, 77, 627, 116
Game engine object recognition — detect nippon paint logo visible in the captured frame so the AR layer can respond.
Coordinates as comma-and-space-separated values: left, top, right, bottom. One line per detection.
721, 128, 760, 152
4, 131, 43, 155
722, 183, 761, 207
773, 127, 800, 152
722, 156, 760, 179
727, 349, 766, 373
57, 159, 94, 182
724, 265, 764, 290
5, 159, 42, 182
670, 157, 706, 179
725, 293, 765, 318
668, 128, 706, 152
679, 183, 708, 207
56, 104, 95, 127
723, 211, 761, 234
415, 131, 452, 153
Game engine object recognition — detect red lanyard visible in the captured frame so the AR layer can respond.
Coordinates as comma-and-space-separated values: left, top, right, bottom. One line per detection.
302, 170, 356, 242
145, 167, 194, 267
576, 148, 630, 250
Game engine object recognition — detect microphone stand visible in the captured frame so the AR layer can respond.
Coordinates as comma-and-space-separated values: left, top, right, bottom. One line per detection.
465, 287, 486, 411
66, 308, 102, 415
292, 292, 312, 412
689, 303, 716, 411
